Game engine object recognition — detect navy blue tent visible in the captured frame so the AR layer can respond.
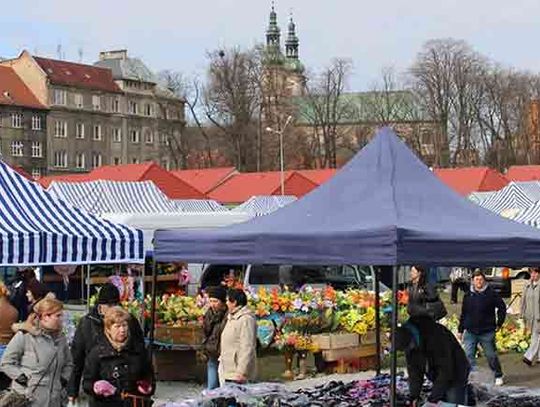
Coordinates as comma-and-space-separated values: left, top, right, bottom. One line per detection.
155, 127, 540, 266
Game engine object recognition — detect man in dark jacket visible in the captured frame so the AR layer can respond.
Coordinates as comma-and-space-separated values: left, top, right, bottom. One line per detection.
458, 269, 506, 386
68, 283, 145, 402
202, 286, 227, 390
396, 316, 470, 405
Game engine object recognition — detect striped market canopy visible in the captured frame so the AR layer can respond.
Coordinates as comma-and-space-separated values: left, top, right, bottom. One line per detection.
48, 180, 178, 215
173, 199, 229, 212
232, 195, 297, 217
479, 182, 540, 213
511, 202, 540, 227
0, 162, 144, 266
468, 191, 496, 205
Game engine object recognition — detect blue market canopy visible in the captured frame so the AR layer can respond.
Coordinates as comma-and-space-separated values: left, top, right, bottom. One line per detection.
154, 128, 540, 266
48, 180, 177, 215
0, 163, 144, 266
173, 199, 229, 212
231, 195, 297, 216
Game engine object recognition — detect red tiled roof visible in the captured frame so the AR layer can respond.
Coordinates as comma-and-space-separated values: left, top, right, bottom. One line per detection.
433, 167, 508, 196
34, 57, 122, 93
90, 162, 205, 199
208, 171, 318, 204
506, 166, 540, 182
298, 169, 337, 185
0, 66, 46, 110
39, 173, 93, 188
171, 167, 237, 194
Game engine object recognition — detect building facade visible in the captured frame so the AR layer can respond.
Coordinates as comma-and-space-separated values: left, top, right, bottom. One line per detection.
0, 50, 185, 175
0, 65, 48, 178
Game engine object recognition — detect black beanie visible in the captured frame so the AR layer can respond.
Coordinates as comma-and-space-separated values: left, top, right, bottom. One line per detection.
206, 286, 227, 302
97, 283, 120, 305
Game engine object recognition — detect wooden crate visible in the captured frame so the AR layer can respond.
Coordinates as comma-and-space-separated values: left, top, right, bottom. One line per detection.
154, 325, 204, 346
322, 343, 377, 362
360, 330, 376, 345
153, 349, 204, 381
311, 332, 359, 350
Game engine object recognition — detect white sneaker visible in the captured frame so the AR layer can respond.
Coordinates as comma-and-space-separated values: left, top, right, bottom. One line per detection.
495, 377, 504, 386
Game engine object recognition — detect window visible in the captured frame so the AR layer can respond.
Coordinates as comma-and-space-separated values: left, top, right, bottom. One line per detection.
93, 125, 102, 141
92, 95, 101, 110
131, 157, 139, 164
76, 153, 86, 169
11, 141, 24, 157
53, 89, 66, 105
31, 141, 42, 158
130, 129, 140, 143
160, 133, 169, 146
144, 129, 153, 144
11, 113, 22, 128
76, 123, 85, 139
31, 116, 42, 130
54, 120, 67, 138
113, 157, 121, 165
128, 101, 138, 115
74, 94, 83, 109
92, 153, 102, 168
31, 168, 41, 179
161, 158, 170, 170
112, 99, 120, 113
112, 128, 122, 143
144, 103, 153, 116
54, 150, 68, 168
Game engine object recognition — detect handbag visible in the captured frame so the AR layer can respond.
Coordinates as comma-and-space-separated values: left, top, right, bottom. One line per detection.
425, 296, 448, 321
0, 336, 58, 407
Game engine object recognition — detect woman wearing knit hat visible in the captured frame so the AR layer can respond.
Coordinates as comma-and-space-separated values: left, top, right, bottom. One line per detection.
67, 283, 145, 403
202, 286, 227, 389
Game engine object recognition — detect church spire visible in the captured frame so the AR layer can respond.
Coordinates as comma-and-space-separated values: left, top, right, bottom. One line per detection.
266, 1, 280, 49
285, 13, 299, 60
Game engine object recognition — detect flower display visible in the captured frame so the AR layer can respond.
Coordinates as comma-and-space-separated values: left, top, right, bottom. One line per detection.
274, 331, 319, 353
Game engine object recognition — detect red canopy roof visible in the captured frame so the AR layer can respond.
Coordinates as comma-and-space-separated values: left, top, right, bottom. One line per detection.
433, 167, 508, 196
506, 165, 540, 182
171, 167, 237, 194
208, 171, 318, 204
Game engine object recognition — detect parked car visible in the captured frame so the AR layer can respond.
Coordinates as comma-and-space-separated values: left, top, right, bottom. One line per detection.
483, 267, 530, 298
199, 264, 388, 292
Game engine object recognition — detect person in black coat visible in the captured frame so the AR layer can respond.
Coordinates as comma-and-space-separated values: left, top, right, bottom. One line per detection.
396, 316, 470, 406
407, 265, 447, 320
83, 306, 154, 407
202, 286, 227, 390
68, 283, 145, 402
458, 269, 506, 386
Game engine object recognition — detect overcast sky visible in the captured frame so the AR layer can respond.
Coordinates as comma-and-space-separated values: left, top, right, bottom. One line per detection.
2, 0, 540, 89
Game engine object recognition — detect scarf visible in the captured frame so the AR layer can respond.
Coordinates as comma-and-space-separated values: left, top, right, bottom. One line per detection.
105, 330, 128, 352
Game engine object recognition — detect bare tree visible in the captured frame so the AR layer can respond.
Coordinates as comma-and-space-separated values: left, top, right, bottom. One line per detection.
158, 70, 214, 168
301, 58, 353, 168
203, 48, 262, 171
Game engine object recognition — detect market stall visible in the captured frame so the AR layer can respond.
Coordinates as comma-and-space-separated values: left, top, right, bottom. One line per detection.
173, 199, 229, 212
154, 127, 540, 406
231, 195, 297, 216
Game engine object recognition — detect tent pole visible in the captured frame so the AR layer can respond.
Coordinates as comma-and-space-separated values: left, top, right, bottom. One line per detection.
390, 265, 398, 407
375, 266, 381, 376
86, 265, 91, 313
149, 256, 158, 350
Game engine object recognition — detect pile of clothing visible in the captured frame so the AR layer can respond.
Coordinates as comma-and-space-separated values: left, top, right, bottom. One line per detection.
475, 384, 540, 407
157, 375, 416, 407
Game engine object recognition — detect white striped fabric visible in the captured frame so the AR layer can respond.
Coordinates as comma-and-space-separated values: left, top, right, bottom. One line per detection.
0, 161, 144, 266
468, 191, 496, 205
480, 182, 537, 213
48, 180, 178, 215
512, 202, 540, 227
173, 199, 228, 212
232, 195, 297, 216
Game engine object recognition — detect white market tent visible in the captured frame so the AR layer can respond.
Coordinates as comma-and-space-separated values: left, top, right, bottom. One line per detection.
0, 162, 144, 265
231, 195, 297, 216
48, 180, 178, 215
101, 212, 252, 253
173, 199, 228, 212
479, 181, 540, 214
468, 191, 496, 205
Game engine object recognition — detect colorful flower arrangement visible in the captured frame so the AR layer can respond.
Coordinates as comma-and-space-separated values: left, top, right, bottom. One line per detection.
274, 331, 319, 353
